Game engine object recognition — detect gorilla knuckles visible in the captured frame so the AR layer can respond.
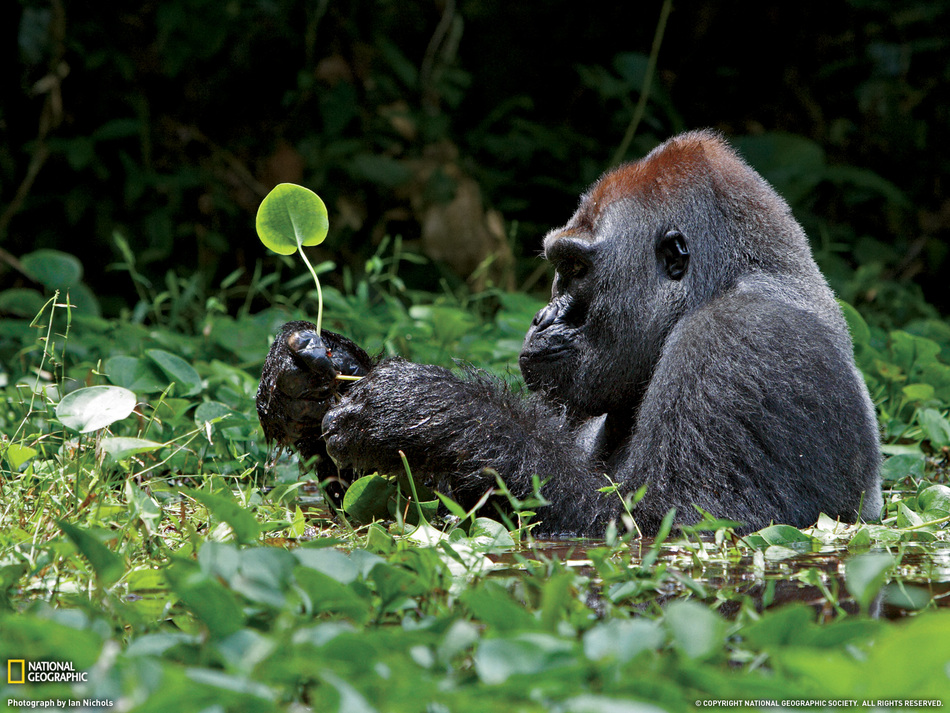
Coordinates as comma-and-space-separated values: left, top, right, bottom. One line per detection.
257, 320, 373, 502
259, 130, 883, 536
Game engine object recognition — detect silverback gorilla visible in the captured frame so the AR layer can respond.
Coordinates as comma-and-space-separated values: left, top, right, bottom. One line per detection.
257, 130, 883, 536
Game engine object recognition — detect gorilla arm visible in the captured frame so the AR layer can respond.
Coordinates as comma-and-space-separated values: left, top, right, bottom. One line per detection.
620, 286, 883, 534
321, 359, 619, 535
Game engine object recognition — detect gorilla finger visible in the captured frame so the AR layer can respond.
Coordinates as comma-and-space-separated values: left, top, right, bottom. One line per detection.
275, 366, 334, 400
321, 332, 374, 378
287, 329, 338, 380
285, 398, 333, 422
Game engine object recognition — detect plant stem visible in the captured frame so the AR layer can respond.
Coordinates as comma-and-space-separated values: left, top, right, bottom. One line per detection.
610, 0, 672, 167
296, 245, 324, 335
399, 450, 429, 527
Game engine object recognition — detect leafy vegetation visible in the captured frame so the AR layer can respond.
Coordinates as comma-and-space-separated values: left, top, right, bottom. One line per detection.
1, 247, 950, 709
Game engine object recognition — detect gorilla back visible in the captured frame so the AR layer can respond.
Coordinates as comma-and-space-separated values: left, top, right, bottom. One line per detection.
261, 130, 883, 536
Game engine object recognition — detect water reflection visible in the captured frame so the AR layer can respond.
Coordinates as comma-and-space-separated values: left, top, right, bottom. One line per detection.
296, 483, 950, 619
495, 538, 950, 619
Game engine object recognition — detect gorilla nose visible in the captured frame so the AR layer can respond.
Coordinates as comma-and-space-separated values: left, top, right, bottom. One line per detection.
532, 304, 558, 331
287, 330, 337, 380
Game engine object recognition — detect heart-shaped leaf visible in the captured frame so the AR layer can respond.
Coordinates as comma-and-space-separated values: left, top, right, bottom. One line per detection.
255, 183, 328, 255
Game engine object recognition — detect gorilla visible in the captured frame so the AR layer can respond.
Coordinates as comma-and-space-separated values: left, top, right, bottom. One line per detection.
257, 130, 883, 536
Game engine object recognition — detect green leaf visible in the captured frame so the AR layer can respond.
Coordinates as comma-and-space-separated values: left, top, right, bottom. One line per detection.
462, 581, 539, 632
468, 517, 516, 549
100, 436, 162, 461
348, 153, 413, 187
294, 567, 372, 623
741, 604, 815, 648
918, 484, 950, 515
880, 452, 926, 482
838, 299, 870, 347
21, 248, 83, 289
0, 287, 46, 317
342, 474, 395, 523
918, 408, 950, 448
890, 331, 941, 374
55, 385, 137, 433
734, 132, 825, 203
186, 489, 261, 544
165, 559, 245, 639
194, 400, 232, 426
845, 552, 894, 612
4, 443, 38, 470
882, 583, 932, 611
748, 524, 817, 550
902, 383, 935, 402
435, 490, 469, 519
255, 183, 328, 255
823, 164, 910, 207
126, 481, 162, 528
664, 600, 725, 660
897, 501, 924, 528
847, 527, 871, 550
319, 672, 378, 713
369, 560, 427, 612
295, 547, 360, 584
105, 355, 168, 393
147, 348, 203, 396
0, 615, 103, 669
474, 633, 576, 684
583, 619, 663, 662
875, 359, 905, 382
227, 548, 298, 609
58, 520, 125, 586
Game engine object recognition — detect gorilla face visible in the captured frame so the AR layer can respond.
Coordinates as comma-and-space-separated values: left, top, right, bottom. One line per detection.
519, 195, 693, 419
519, 234, 598, 407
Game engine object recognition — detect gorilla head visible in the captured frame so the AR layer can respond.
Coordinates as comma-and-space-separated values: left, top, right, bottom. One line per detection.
520, 130, 847, 421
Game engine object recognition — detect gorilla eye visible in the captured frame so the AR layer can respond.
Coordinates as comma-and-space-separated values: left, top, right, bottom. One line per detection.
558, 258, 588, 281
658, 230, 689, 281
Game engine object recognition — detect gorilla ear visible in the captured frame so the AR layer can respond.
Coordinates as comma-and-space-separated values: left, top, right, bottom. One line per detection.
658, 230, 689, 281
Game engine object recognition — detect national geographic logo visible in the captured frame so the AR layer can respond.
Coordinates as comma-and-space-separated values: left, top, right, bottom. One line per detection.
6, 659, 88, 683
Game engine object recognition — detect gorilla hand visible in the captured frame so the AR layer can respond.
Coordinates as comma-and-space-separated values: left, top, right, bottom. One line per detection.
321, 357, 613, 526
321, 359, 465, 476
256, 320, 373, 458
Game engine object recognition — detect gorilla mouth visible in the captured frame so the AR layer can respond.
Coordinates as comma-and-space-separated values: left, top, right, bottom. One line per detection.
521, 345, 573, 365
530, 347, 569, 361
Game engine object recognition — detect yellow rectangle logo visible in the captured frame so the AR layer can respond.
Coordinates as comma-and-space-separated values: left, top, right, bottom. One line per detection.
8, 659, 26, 684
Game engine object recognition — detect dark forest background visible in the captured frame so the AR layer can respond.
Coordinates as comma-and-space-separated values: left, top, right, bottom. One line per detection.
1, 0, 949, 328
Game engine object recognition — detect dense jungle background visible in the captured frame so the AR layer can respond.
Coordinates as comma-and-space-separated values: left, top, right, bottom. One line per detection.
2, 0, 949, 324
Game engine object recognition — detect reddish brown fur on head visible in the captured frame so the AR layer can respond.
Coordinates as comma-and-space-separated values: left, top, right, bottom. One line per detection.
558, 130, 778, 240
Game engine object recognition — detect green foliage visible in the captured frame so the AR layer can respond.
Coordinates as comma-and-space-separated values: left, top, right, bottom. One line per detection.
840, 301, 950, 474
